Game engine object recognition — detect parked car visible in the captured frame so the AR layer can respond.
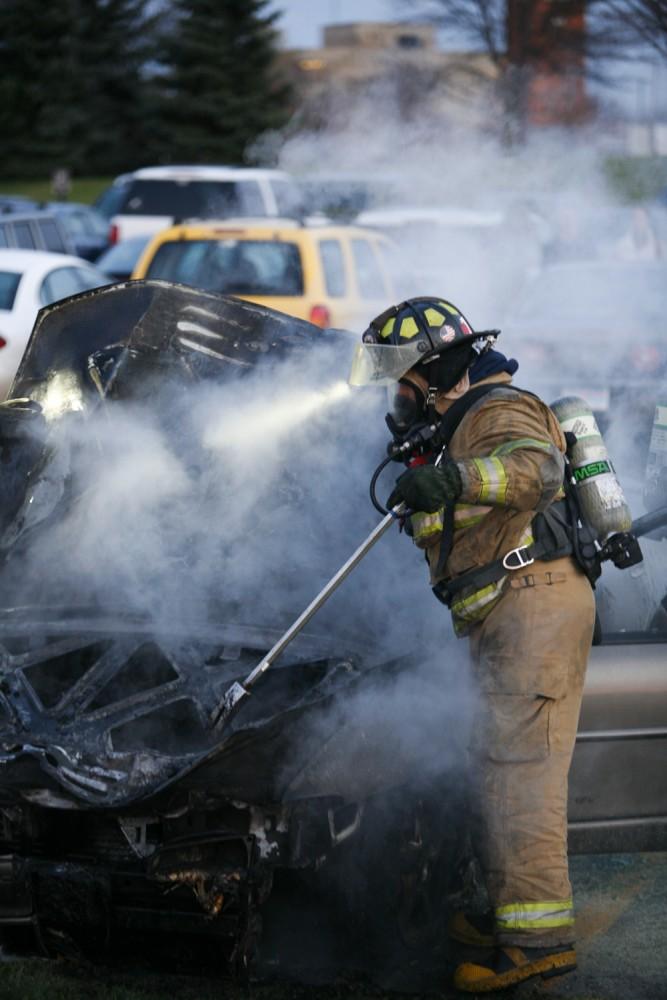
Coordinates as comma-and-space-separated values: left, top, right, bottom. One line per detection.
95, 166, 304, 245
569, 537, 667, 854
0, 249, 107, 396
96, 235, 150, 282
42, 202, 111, 261
356, 205, 544, 324
0, 211, 74, 255
540, 201, 666, 265
0, 195, 40, 214
0, 283, 663, 977
131, 219, 400, 329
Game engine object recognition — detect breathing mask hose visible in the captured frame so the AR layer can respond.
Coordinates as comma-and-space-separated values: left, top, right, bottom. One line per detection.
370, 420, 446, 516
370, 453, 397, 516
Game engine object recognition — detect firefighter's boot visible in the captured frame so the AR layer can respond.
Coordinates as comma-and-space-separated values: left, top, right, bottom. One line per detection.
454, 943, 577, 992
448, 910, 495, 948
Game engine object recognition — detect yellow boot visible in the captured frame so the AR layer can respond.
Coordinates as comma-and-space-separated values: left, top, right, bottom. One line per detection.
454, 944, 577, 992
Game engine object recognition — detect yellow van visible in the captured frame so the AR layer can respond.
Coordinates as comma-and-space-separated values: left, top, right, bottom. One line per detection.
131, 220, 400, 329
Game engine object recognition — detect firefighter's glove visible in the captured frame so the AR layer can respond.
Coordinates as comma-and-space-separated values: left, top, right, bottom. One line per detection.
387, 461, 462, 513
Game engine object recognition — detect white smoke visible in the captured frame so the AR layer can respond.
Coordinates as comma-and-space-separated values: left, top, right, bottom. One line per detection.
272, 81, 667, 636
8, 337, 460, 652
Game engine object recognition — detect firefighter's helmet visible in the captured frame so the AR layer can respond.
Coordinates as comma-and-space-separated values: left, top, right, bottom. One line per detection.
349, 297, 492, 387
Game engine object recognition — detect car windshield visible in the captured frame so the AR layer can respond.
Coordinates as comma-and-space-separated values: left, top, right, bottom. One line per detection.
0, 270, 21, 310
120, 180, 244, 218
145, 239, 304, 295
514, 266, 667, 330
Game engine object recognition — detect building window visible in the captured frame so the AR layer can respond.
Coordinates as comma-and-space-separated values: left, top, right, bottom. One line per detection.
397, 34, 423, 49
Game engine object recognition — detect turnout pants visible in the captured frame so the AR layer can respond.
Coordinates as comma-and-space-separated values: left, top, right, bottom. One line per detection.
467, 556, 596, 948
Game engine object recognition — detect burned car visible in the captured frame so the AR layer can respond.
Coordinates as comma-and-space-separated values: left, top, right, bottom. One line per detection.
0, 282, 469, 977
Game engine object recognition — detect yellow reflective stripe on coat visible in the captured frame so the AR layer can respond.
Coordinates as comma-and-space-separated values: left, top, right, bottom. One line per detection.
451, 580, 506, 619
472, 456, 508, 504
410, 509, 444, 545
454, 503, 492, 531
491, 437, 554, 457
495, 898, 575, 931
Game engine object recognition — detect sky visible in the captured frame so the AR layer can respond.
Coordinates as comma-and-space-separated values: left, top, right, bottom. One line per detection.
269, 0, 398, 49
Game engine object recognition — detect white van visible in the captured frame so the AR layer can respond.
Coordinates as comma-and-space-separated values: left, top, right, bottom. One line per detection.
95, 165, 303, 244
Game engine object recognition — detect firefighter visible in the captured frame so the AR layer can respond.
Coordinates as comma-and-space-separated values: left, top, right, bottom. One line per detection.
350, 298, 596, 992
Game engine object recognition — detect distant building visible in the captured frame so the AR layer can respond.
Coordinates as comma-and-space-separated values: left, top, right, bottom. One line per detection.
279, 22, 499, 132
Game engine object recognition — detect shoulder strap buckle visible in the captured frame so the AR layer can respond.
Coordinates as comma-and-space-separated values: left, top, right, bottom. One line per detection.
502, 545, 535, 571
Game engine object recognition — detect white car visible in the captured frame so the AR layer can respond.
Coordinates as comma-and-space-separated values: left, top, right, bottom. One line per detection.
0, 249, 107, 397
94, 165, 303, 245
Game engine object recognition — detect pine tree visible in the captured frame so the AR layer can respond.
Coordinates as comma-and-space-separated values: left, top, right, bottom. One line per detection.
155, 0, 291, 165
0, 0, 160, 178
76, 0, 163, 174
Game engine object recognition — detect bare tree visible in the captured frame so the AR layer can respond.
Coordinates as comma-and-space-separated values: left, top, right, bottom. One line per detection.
412, 0, 645, 140
597, 0, 667, 59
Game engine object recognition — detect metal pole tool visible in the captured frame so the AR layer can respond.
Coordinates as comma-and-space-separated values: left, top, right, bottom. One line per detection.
211, 505, 404, 730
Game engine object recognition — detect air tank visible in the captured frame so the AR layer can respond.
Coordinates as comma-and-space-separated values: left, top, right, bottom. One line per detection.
643, 381, 667, 515
550, 395, 632, 539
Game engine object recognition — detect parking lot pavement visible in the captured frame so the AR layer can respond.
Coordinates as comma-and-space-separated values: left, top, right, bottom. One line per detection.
257, 852, 667, 999
513, 852, 667, 1000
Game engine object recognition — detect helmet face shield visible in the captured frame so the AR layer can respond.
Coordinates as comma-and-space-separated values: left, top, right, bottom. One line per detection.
348, 340, 428, 387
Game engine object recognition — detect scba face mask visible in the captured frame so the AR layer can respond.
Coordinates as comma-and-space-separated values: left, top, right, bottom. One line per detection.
384, 379, 441, 459
386, 379, 425, 436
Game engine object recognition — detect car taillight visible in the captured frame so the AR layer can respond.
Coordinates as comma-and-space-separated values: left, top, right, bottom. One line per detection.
0, 335, 6, 350
109, 223, 119, 245
309, 304, 331, 328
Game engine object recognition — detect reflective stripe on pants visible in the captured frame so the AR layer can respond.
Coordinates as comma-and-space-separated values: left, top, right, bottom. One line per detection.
496, 898, 575, 932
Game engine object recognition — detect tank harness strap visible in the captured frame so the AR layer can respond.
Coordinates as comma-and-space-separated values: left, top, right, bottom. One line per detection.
432, 540, 558, 607
432, 502, 574, 607
433, 501, 455, 579
429, 382, 526, 579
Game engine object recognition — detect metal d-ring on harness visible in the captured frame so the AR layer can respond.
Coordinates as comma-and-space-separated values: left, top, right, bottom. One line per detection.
502, 545, 536, 571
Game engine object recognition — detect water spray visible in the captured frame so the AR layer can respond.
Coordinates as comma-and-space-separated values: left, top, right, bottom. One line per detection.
204, 380, 351, 452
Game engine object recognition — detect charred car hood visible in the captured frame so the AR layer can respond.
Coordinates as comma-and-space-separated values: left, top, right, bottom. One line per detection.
0, 282, 426, 812
0, 605, 395, 809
